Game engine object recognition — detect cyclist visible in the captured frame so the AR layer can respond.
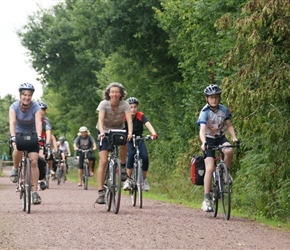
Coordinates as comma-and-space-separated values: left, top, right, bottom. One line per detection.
73, 126, 97, 186
197, 84, 238, 212
122, 97, 158, 191
9, 83, 43, 204
95, 82, 133, 204
57, 136, 71, 174
37, 101, 56, 177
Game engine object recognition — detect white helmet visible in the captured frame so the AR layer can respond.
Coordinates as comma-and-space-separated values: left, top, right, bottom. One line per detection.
79, 126, 88, 132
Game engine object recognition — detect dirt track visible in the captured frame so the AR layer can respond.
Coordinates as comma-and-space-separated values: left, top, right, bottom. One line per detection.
0, 167, 289, 250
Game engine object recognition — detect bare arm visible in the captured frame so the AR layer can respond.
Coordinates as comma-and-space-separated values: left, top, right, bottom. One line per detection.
97, 111, 105, 139
9, 108, 17, 136
225, 120, 238, 142
35, 110, 42, 136
144, 121, 157, 138
199, 124, 207, 151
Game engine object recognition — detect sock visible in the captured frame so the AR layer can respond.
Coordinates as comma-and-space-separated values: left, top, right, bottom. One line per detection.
204, 193, 210, 200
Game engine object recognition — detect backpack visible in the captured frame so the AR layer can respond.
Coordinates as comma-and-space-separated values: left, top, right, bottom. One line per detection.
190, 155, 205, 186
38, 156, 46, 180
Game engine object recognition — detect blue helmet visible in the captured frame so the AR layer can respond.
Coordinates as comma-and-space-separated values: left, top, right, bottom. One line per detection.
19, 83, 35, 93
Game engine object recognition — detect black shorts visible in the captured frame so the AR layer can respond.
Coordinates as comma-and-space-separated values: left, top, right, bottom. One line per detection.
205, 136, 229, 158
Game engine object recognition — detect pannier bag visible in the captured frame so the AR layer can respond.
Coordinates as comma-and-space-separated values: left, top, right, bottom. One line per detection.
108, 129, 127, 145
190, 155, 205, 186
16, 131, 39, 151
38, 156, 46, 180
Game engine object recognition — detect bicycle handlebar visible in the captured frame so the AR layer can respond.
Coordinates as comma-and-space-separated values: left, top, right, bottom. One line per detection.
133, 134, 152, 148
203, 142, 241, 159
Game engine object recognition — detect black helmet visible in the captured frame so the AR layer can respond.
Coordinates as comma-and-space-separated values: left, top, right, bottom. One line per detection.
19, 83, 35, 93
59, 136, 66, 142
126, 97, 139, 105
38, 101, 48, 110
204, 84, 222, 96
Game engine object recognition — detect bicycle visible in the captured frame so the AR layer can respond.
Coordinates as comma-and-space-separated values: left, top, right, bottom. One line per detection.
206, 142, 240, 220
130, 134, 151, 208
55, 158, 67, 185
77, 149, 92, 190
101, 129, 127, 214
43, 144, 51, 189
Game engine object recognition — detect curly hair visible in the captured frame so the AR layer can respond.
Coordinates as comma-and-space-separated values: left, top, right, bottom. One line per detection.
103, 82, 127, 100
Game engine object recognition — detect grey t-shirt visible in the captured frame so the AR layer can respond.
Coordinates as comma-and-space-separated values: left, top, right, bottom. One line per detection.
96, 100, 130, 133
10, 100, 40, 133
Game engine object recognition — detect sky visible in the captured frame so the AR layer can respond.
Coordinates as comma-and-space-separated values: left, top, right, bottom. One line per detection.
0, 0, 63, 100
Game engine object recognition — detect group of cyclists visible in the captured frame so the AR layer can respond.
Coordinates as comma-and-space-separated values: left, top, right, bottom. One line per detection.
8, 81, 238, 213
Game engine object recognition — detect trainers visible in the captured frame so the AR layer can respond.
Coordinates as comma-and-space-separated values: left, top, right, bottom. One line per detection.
202, 199, 213, 212
95, 190, 105, 204
123, 178, 132, 191
121, 166, 127, 182
142, 179, 150, 191
38, 180, 47, 190
10, 167, 18, 183
50, 170, 55, 176
32, 192, 42, 205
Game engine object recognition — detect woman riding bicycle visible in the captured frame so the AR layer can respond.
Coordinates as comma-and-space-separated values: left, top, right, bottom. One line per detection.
122, 97, 158, 191
73, 126, 97, 186
9, 83, 43, 204
95, 82, 133, 204
197, 84, 238, 212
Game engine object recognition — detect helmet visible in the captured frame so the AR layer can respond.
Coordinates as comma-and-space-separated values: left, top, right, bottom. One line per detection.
38, 101, 48, 110
19, 83, 35, 93
204, 84, 222, 96
59, 136, 66, 142
79, 126, 88, 132
126, 97, 139, 105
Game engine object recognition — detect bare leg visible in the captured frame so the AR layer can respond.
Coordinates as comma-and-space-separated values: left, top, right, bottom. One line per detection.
97, 150, 108, 190
29, 152, 39, 192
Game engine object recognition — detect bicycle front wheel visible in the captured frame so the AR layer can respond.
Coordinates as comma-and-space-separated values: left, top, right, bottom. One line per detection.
83, 162, 89, 190
137, 160, 143, 209
211, 178, 218, 218
220, 163, 231, 220
112, 158, 122, 214
104, 163, 112, 212
18, 166, 26, 211
130, 164, 137, 207
45, 162, 50, 189
25, 158, 31, 214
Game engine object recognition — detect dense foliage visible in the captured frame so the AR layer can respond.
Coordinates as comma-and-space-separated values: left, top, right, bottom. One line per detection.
1, 0, 288, 222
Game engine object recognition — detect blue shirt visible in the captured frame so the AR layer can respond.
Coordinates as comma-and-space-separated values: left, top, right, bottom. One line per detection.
10, 100, 40, 133
197, 104, 231, 139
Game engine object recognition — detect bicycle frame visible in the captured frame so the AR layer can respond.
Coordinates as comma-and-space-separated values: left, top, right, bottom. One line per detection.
78, 149, 92, 190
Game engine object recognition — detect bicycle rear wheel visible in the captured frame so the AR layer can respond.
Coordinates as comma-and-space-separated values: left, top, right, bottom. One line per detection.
137, 160, 143, 209
112, 158, 122, 214
220, 163, 231, 220
62, 163, 67, 184
104, 163, 112, 212
25, 158, 31, 214
57, 164, 62, 185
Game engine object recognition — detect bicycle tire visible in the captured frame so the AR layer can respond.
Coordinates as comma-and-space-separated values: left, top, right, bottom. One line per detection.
220, 163, 231, 220
57, 164, 62, 185
104, 162, 112, 212
62, 163, 67, 184
137, 160, 143, 209
83, 162, 89, 190
45, 162, 50, 189
130, 162, 137, 207
18, 166, 26, 211
211, 180, 218, 218
112, 158, 122, 214
25, 158, 31, 214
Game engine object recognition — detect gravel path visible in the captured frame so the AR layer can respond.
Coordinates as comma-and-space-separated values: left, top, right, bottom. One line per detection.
0, 167, 289, 250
